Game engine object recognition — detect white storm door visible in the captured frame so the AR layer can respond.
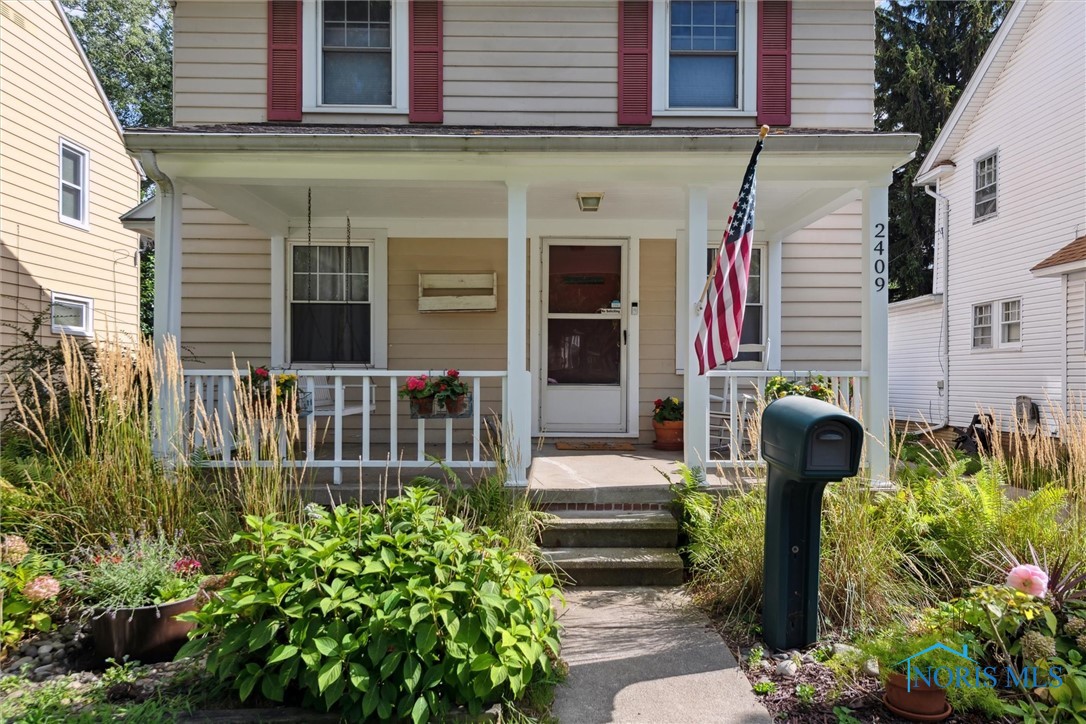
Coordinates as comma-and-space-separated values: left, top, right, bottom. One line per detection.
541, 240, 628, 433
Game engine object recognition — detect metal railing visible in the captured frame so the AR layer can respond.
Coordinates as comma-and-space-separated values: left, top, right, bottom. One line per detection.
182, 369, 507, 483
705, 370, 867, 467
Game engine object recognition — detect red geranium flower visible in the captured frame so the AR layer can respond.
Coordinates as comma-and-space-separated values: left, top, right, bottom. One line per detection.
448, 369, 460, 378
254, 367, 269, 378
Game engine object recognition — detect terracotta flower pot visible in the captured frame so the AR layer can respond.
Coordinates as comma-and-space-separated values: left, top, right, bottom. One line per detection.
410, 397, 434, 416
90, 596, 198, 664
652, 419, 684, 451
883, 672, 951, 722
441, 395, 466, 415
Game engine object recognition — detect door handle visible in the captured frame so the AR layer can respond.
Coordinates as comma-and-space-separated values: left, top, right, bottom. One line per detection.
623, 330, 627, 345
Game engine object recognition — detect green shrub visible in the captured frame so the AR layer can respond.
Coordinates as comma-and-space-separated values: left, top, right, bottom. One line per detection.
0, 536, 63, 650
179, 488, 561, 722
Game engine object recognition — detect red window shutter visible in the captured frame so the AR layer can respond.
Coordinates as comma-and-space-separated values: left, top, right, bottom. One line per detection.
757, 0, 791, 126
618, 1, 652, 126
267, 0, 302, 122
409, 1, 443, 123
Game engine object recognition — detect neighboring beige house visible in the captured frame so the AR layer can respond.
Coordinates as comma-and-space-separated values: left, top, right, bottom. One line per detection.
0, 0, 142, 353
889, 0, 1085, 433
127, 0, 917, 483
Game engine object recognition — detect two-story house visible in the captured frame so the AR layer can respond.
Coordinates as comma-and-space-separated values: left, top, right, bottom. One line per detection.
888, 0, 1085, 434
125, 0, 917, 484
0, 0, 141, 357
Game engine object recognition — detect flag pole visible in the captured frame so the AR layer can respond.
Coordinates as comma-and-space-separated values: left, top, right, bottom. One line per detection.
696, 125, 771, 310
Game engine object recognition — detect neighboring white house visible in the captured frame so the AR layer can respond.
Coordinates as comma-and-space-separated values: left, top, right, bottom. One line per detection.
889, 0, 1086, 432
0, 0, 142, 353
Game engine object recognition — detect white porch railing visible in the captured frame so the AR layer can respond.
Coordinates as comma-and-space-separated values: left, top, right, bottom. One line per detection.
182, 369, 507, 483
705, 370, 867, 467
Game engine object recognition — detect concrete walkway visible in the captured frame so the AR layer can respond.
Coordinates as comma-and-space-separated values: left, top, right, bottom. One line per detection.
553, 588, 773, 724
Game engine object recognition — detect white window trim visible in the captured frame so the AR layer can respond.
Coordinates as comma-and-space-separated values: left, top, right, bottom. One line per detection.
973, 149, 999, 223
971, 297, 1021, 352
675, 232, 768, 371
301, 0, 409, 114
276, 229, 389, 368
50, 292, 93, 337
58, 139, 89, 229
652, 0, 758, 117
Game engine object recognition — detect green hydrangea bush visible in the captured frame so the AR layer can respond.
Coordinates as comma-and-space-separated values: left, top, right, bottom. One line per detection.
178, 488, 561, 722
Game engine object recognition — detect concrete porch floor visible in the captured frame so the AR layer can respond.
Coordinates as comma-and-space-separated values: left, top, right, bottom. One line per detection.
528, 443, 758, 506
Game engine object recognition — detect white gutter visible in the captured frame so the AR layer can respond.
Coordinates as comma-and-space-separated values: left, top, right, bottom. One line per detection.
924, 183, 951, 429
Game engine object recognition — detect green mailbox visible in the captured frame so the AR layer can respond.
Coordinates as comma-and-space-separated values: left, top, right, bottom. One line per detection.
761, 396, 863, 650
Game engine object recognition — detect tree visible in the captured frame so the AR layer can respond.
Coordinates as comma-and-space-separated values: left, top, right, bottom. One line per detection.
876, 0, 1009, 301
63, 0, 172, 336
62, 0, 172, 128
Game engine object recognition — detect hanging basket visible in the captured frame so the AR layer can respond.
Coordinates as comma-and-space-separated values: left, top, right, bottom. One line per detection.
410, 394, 473, 419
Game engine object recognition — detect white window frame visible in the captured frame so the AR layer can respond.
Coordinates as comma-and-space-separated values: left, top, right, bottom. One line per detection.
999, 298, 1022, 348
652, 0, 758, 117
972, 297, 1022, 351
301, 0, 409, 114
50, 292, 93, 337
973, 150, 998, 222
58, 139, 89, 229
279, 230, 388, 368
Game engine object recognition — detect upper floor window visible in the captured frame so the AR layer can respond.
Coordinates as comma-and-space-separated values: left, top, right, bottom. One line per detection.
59, 140, 88, 228
303, 0, 408, 112
653, 0, 757, 115
670, 1, 738, 108
974, 151, 998, 221
51, 292, 92, 337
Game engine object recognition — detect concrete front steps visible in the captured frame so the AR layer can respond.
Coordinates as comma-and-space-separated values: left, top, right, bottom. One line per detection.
541, 510, 684, 586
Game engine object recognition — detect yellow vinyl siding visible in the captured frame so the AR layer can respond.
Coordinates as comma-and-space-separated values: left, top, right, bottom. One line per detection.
638, 238, 682, 443
0, 0, 140, 351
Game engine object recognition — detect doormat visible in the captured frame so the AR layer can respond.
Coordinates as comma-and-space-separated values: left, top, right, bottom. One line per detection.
554, 440, 636, 451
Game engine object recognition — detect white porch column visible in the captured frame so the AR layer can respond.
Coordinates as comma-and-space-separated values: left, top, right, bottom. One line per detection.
683, 186, 710, 471
861, 179, 891, 481
767, 236, 784, 368
504, 182, 531, 484
151, 184, 184, 461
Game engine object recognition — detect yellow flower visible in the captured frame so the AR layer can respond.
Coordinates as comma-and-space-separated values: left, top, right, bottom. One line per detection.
670, 397, 679, 404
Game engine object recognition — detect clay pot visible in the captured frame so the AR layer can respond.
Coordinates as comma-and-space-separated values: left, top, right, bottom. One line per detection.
883, 672, 951, 722
652, 419, 684, 451
90, 596, 198, 664
442, 395, 466, 415
410, 397, 435, 416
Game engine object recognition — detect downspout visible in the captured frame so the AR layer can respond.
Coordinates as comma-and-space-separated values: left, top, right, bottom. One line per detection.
924, 184, 951, 428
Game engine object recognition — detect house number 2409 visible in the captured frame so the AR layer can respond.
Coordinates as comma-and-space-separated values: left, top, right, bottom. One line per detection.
873, 222, 887, 292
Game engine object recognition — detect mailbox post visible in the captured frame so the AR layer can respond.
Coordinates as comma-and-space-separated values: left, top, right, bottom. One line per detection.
760, 396, 863, 650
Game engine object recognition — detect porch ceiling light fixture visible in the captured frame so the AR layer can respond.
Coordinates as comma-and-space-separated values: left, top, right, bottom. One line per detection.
576, 192, 604, 212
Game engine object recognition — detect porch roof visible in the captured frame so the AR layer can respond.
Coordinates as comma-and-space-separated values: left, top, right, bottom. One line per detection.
126, 124, 917, 157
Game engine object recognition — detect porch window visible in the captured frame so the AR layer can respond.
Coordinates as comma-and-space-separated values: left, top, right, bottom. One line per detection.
707, 244, 764, 362
50, 292, 92, 337
653, 0, 756, 114
59, 140, 88, 227
289, 243, 372, 363
974, 151, 998, 221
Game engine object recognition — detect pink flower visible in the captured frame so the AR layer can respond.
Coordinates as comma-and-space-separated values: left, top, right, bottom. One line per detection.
254, 367, 269, 378
1, 535, 29, 565
447, 369, 460, 378
21, 575, 60, 602
1007, 564, 1049, 597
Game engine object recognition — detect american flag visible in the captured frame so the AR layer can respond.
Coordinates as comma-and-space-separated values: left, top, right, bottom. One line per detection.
694, 135, 765, 375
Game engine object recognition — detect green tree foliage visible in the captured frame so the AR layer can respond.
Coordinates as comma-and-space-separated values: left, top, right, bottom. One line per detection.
61, 0, 172, 129
876, 0, 1009, 301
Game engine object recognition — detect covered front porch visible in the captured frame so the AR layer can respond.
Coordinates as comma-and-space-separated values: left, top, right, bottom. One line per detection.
128, 126, 916, 484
